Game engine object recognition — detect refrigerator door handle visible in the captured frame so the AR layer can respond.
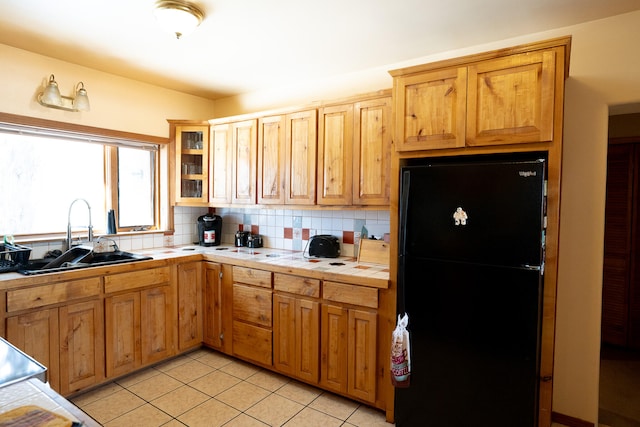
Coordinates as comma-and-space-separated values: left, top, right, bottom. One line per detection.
397, 170, 412, 315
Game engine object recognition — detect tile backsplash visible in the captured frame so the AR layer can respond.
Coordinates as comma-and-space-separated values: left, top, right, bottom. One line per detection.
25, 206, 390, 259
214, 207, 390, 257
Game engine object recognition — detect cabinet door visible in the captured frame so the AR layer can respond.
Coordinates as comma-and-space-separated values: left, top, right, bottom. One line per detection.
285, 110, 317, 205
296, 298, 320, 383
140, 286, 175, 366
466, 50, 556, 146
273, 294, 296, 375
258, 115, 286, 204
317, 105, 353, 205
347, 309, 377, 403
6, 309, 60, 392
273, 294, 320, 382
203, 262, 223, 349
231, 119, 257, 204
353, 97, 392, 205
175, 125, 209, 205
59, 300, 104, 395
105, 292, 141, 378
320, 304, 348, 394
210, 123, 233, 204
393, 67, 467, 151
177, 262, 203, 351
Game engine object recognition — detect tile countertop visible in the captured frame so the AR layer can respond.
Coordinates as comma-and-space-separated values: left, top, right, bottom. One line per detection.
0, 378, 100, 426
145, 244, 391, 287
0, 245, 390, 289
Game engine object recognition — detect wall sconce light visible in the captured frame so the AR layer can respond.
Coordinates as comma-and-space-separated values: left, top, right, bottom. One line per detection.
37, 74, 90, 112
154, 0, 205, 39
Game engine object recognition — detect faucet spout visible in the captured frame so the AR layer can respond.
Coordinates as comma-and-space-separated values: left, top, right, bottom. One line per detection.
66, 198, 93, 251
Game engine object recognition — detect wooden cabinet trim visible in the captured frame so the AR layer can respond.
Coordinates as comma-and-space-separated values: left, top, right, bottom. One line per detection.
232, 266, 272, 288
274, 273, 320, 297
7, 277, 101, 312
104, 266, 170, 294
323, 281, 379, 308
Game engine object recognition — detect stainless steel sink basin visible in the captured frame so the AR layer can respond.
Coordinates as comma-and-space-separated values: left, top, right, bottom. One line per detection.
18, 247, 153, 275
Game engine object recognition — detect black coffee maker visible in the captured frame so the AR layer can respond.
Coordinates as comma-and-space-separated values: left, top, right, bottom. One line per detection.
197, 214, 222, 246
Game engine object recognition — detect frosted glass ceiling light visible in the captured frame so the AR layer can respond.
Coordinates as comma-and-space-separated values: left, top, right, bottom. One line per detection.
73, 82, 90, 112
154, 0, 205, 39
37, 74, 91, 112
40, 75, 62, 106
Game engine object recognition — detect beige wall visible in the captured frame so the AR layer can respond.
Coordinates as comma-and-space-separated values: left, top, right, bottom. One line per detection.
0, 44, 215, 137
2, 9, 640, 424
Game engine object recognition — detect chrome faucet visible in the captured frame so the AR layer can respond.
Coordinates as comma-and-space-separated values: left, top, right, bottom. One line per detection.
66, 198, 93, 251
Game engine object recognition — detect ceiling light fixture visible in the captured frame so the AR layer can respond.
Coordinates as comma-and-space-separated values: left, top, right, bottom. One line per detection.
37, 74, 90, 112
154, 0, 205, 39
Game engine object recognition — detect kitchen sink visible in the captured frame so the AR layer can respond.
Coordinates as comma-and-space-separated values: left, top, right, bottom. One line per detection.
17, 247, 153, 275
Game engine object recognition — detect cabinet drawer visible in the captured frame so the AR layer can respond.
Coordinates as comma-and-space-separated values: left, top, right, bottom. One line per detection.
104, 266, 171, 293
323, 281, 378, 309
233, 266, 272, 288
274, 273, 320, 297
233, 284, 272, 327
7, 277, 101, 312
232, 320, 272, 366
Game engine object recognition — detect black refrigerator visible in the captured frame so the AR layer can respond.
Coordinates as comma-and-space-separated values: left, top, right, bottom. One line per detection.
395, 152, 547, 427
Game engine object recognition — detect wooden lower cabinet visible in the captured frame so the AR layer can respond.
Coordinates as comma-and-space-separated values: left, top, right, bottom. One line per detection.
5, 277, 104, 396
59, 300, 105, 395
140, 286, 174, 365
321, 280, 378, 404
203, 262, 223, 349
3, 262, 383, 408
104, 292, 140, 377
273, 293, 320, 383
104, 267, 174, 378
6, 308, 60, 391
320, 304, 377, 403
231, 266, 273, 366
177, 261, 203, 351
105, 285, 174, 377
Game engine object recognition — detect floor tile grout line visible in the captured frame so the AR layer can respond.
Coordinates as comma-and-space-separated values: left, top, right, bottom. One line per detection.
73, 349, 387, 427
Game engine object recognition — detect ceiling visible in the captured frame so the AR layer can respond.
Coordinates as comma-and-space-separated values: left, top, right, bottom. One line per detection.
1, 0, 639, 101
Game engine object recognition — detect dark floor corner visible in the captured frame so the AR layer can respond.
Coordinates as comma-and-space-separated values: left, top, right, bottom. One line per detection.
600, 344, 640, 427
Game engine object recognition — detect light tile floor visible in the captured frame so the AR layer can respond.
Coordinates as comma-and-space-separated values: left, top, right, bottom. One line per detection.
71, 348, 392, 426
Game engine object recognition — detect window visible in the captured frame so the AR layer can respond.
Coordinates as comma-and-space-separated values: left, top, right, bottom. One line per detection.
0, 114, 164, 239
117, 147, 156, 228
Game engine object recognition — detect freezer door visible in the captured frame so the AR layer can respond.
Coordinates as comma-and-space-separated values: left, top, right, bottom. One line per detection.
394, 258, 543, 427
400, 156, 545, 267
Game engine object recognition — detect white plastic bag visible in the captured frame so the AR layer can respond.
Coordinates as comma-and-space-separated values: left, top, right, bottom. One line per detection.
390, 313, 411, 387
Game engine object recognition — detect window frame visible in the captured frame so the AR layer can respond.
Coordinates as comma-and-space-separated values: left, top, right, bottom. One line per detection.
0, 112, 170, 240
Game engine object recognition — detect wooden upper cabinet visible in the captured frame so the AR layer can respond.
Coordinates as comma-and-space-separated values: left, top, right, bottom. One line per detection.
209, 123, 233, 204
466, 50, 556, 146
231, 119, 258, 205
286, 110, 317, 205
353, 97, 392, 205
258, 110, 317, 205
393, 67, 467, 151
258, 115, 286, 204
317, 104, 354, 205
390, 42, 563, 151
172, 123, 210, 206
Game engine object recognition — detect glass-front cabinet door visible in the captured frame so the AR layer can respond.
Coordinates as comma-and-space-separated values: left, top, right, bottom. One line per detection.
173, 123, 209, 205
